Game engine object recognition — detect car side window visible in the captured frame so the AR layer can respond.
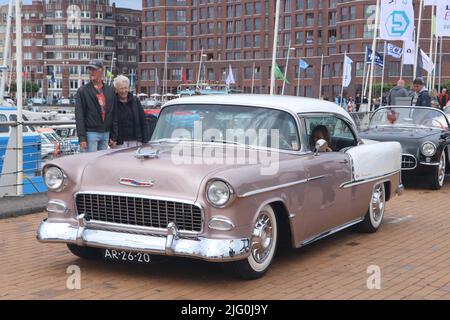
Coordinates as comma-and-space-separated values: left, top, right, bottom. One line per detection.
303, 115, 357, 152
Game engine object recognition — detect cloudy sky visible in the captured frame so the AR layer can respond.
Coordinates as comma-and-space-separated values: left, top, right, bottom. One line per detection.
1, 1, 142, 10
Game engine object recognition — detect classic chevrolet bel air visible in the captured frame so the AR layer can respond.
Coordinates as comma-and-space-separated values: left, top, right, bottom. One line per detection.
37, 95, 403, 279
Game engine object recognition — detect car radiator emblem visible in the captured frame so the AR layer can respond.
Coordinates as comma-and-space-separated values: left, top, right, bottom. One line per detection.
119, 178, 155, 187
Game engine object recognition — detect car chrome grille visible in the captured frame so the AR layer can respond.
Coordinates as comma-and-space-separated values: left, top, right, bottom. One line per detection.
76, 193, 202, 232
402, 154, 417, 170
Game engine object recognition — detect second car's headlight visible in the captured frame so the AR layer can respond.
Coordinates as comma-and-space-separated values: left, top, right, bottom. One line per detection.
421, 142, 437, 157
44, 166, 67, 191
206, 180, 234, 208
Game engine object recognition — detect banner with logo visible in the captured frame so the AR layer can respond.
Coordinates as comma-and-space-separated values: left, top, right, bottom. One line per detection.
436, 2, 450, 37
366, 48, 384, 67
342, 55, 353, 88
403, 39, 415, 65
380, 0, 414, 41
386, 43, 403, 59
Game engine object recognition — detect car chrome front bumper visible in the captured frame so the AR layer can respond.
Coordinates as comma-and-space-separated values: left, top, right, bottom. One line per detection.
37, 219, 250, 262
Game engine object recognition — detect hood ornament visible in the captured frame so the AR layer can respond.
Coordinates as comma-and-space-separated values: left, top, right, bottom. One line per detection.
119, 178, 155, 188
134, 148, 159, 159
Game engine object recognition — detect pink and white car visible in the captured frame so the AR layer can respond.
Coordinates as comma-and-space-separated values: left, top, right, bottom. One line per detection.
37, 95, 403, 279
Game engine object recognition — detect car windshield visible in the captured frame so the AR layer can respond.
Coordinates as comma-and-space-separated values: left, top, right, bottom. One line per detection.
152, 104, 301, 151
370, 107, 449, 129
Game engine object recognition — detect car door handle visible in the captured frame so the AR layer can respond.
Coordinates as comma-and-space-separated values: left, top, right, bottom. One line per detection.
340, 159, 349, 164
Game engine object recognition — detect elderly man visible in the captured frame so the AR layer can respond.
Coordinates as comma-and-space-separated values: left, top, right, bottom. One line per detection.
387, 79, 409, 106
411, 78, 431, 108
75, 60, 117, 152
114, 75, 150, 148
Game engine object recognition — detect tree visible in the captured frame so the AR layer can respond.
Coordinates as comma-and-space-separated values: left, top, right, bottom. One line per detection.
9, 80, 40, 95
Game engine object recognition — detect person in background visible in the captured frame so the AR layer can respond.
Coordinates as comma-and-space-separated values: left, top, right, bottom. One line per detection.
438, 88, 449, 110
355, 94, 362, 112
114, 75, 150, 148
431, 88, 440, 109
387, 79, 409, 106
75, 59, 118, 152
411, 78, 431, 108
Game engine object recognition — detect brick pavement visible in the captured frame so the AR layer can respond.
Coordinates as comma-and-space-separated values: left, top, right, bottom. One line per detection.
0, 179, 449, 300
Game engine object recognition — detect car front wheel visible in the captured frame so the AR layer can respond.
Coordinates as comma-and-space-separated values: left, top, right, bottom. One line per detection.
429, 152, 446, 190
227, 205, 278, 280
357, 183, 386, 233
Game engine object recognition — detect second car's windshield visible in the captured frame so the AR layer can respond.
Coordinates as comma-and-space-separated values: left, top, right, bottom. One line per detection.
152, 104, 301, 151
370, 107, 449, 129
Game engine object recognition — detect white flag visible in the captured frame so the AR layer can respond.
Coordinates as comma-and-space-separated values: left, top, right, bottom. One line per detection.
380, 0, 414, 41
386, 43, 403, 59
436, 2, 450, 37
403, 39, 415, 65
226, 64, 235, 86
420, 50, 435, 73
342, 55, 353, 88
424, 0, 437, 6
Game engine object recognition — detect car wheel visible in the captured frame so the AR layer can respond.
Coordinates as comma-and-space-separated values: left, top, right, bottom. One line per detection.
67, 244, 102, 260
357, 183, 385, 233
227, 205, 278, 280
429, 152, 446, 190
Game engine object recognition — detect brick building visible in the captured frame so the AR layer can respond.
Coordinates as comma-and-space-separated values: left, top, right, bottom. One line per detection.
0, 0, 141, 101
139, 0, 449, 100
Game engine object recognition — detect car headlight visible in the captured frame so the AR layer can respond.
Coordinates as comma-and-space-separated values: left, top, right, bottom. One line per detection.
206, 180, 234, 208
421, 142, 437, 157
44, 166, 67, 191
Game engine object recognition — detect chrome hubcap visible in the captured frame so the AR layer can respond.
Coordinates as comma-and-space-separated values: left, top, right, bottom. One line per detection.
251, 212, 273, 264
438, 153, 446, 186
371, 185, 385, 222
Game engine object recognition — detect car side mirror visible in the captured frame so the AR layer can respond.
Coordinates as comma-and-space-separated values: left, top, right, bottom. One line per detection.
314, 139, 329, 155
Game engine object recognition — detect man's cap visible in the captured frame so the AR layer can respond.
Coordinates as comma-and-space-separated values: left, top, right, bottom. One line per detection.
87, 59, 104, 70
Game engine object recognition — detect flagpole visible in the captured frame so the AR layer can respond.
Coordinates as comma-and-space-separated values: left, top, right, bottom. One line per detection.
400, 41, 405, 80
15, 0, 23, 196
368, 0, 380, 112
432, 27, 439, 91
196, 47, 204, 88
270, 0, 281, 95
282, 39, 292, 96
319, 54, 324, 99
296, 58, 301, 96
163, 41, 168, 98
427, 5, 435, 90
380, 41, 387, 107
251, 62, 255, 94
340, 51, 347, 109
0, 0, 13, 101
362, 47, 368, 98
414, 0, 424, 79
439, 36, 443, 90
364, 64, 371, 98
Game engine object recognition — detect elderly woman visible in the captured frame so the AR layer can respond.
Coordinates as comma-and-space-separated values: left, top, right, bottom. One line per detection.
113, 75, 150, 147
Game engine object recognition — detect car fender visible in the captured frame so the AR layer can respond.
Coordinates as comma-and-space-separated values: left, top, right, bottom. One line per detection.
345, 141, 402, 181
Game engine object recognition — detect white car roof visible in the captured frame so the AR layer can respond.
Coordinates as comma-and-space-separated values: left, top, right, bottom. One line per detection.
163, 94, 354, 123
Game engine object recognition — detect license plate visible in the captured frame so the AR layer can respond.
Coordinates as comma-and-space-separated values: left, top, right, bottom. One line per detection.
103, 249, 152, 264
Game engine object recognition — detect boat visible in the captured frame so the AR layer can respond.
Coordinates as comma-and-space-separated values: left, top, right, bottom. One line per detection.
177, 83, 230, 97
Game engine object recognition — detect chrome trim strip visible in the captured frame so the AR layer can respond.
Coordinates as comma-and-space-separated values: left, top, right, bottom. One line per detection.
300, 218, 364, 247
339, 170, 400, 189
37, 220, 250, 262
419, 161, 440, 166
239, 175, 328, 198
73, 191, 204, 235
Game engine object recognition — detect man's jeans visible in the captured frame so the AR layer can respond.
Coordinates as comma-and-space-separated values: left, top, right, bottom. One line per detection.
86, 131, 109, 152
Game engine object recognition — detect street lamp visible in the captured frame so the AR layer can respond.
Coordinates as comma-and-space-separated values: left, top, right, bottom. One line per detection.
282, 42, 295, 96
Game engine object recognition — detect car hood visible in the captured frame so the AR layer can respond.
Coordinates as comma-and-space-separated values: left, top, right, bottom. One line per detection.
360, 126, 442, 141
77, 143, 269, 202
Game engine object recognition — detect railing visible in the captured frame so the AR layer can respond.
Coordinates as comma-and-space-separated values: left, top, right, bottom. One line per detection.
0, 120, 77, 198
